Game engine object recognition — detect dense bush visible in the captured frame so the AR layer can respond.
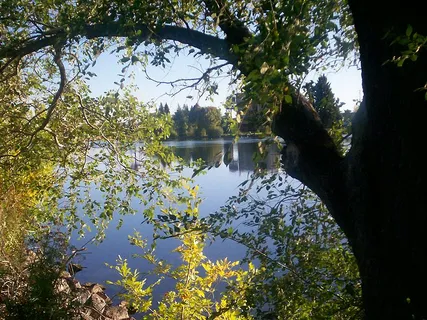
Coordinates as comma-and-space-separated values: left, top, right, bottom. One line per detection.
207, 126, 224, 138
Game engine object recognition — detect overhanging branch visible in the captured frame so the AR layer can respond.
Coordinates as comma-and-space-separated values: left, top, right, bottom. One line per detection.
1, 15, 355, 241
0, 23, 236, 65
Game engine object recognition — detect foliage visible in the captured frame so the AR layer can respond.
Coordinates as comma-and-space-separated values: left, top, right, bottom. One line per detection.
341, 110, 354, 129
108, 190, 256, 319
0, 0, 364, 318
198, 128, 208, 138
107, 168, 362, 319
388, 25, 427, 67
172, 104, 223, 138
1, 75, 191, 240
172, 105, 190, 137
109, 232, 256, 319
158, 103, 170, 115
221, 111, 234, 135
328, 120, 348, 155
107, 254, 156, 313
200, 107, 222, 130
207, 126, 224, 138
0, 232, 78, 320
304, 75, 343, 128
205, 172, 362, 319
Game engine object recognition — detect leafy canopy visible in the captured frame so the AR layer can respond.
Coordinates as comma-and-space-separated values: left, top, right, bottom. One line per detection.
0, 0, 362, 318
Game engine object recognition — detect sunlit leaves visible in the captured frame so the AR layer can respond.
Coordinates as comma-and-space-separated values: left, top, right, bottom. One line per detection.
109, 230, 256, 319
205, 172, 362, 319
0, 0, 363, 318
388, 24, 427, 67
107, 256, 155, 313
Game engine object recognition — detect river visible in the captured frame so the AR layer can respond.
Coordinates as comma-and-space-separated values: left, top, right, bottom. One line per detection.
71, 137, 282, 304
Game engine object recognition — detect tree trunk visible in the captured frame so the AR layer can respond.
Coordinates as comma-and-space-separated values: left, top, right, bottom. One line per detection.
273, 2, 427, 318
343, 1, 427, 318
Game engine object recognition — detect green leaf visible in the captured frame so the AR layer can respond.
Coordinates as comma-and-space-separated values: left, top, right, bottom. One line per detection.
406, 25, 413, 37
284, 95, 293, 104
131, 56, 139, 63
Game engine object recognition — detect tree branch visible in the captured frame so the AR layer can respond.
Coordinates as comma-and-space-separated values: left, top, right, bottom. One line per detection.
272, 92, 355, 242
201, 1, 353, 236
144, 61, 229, 98
22, 46, 67, 151
0, 23, 236, 65
1, 15, 355, 242
203, 0, 252, 48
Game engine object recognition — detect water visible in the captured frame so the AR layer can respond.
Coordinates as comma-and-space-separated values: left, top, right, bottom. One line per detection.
70, 137, 281, 304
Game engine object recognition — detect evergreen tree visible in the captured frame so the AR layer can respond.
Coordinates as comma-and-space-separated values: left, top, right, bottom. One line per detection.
158, 103, 164, 114
305, 75, 343, 128
172, 106, 189, 137
164, 103, 170, 115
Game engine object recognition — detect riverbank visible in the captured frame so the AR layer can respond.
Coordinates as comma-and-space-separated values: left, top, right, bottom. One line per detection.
0, 250, 134, 320
56, 271, 133, 320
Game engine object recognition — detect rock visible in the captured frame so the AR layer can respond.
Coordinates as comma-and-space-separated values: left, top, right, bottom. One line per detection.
85, 283, 106, 294
55, 278, 71, 294
103, 306, 129, 320
90, 293, 107, 312
85, 307, 105, 320
73, 279, 82, 289
80, 312, 95, 320
96, 291, 112, 305
25, 249, 37, 265
119, 301, 136, 315
66, 277, 82, 290
74, 288, 92, 305
45, 271, 131, 320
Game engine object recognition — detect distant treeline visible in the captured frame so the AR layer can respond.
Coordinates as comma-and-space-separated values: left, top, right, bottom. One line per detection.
157, 75, 356, 139
156, 103, 231, 139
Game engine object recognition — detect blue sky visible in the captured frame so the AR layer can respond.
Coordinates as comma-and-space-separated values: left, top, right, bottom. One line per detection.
87, 49, 362, 113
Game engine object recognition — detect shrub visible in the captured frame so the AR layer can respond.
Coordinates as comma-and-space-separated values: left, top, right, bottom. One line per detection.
197, 128, 207, 138
207, 126, 224, 138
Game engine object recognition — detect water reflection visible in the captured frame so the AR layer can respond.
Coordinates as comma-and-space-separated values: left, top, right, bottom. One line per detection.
164, 138, 281, 173
71, 138, 283, 307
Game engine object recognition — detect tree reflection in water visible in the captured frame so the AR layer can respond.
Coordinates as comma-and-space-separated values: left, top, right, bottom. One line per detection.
164, 138, 281, 174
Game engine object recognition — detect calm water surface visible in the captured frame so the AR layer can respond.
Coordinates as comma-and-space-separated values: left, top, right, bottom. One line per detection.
71, 138, 281, 303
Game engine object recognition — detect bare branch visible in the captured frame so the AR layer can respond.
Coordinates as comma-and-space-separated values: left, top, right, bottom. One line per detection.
144, 61, 229, 99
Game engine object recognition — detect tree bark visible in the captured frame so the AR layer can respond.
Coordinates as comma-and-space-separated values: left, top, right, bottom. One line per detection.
344, 1, 427, 318
272, 2, 427, 318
